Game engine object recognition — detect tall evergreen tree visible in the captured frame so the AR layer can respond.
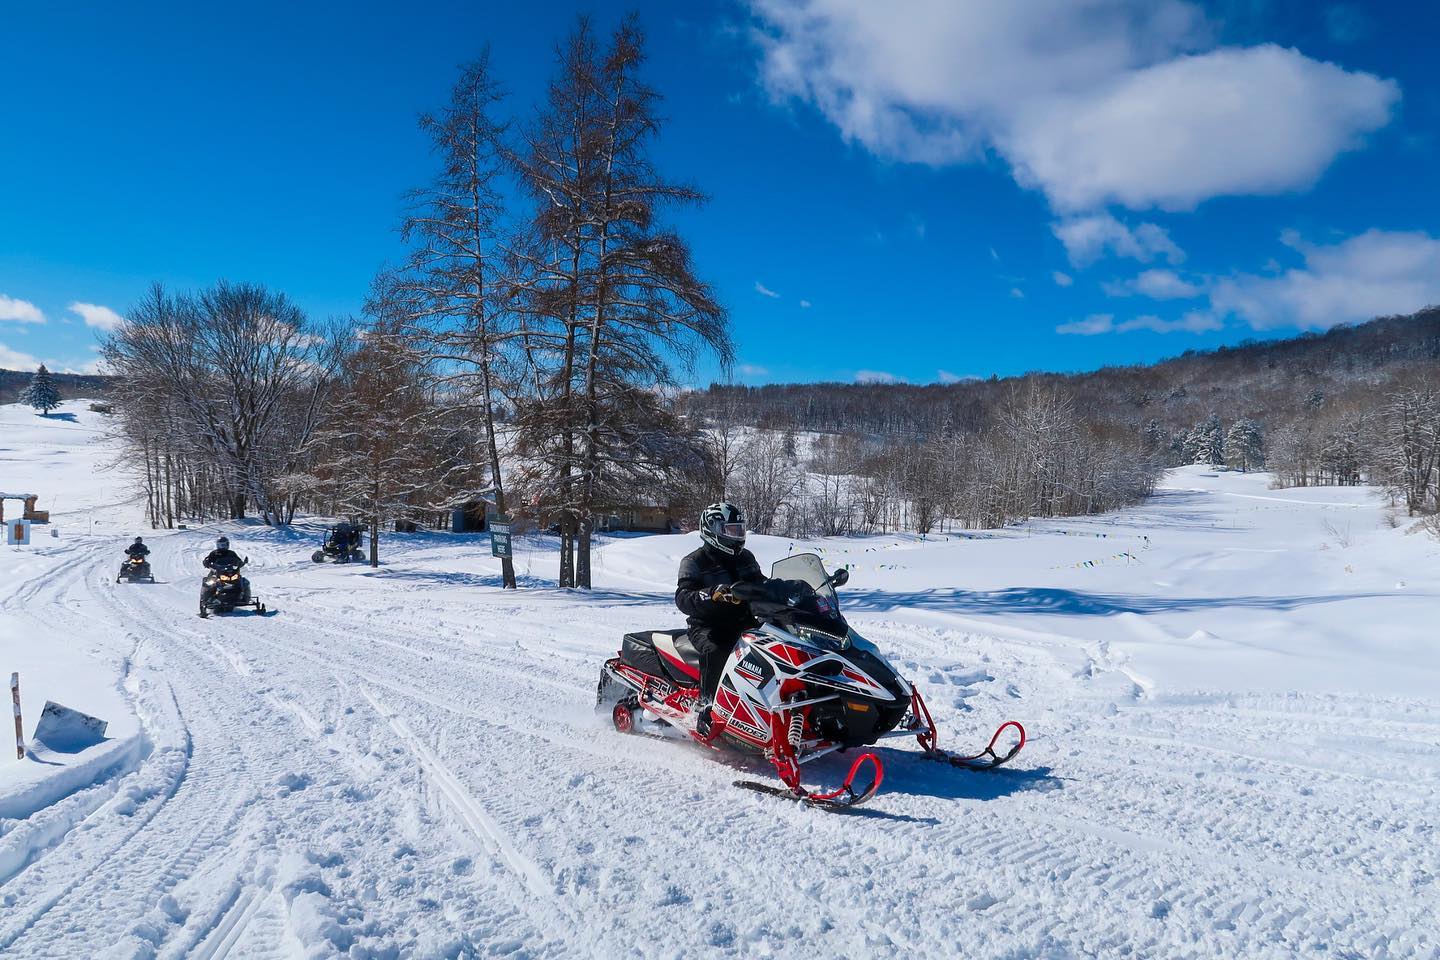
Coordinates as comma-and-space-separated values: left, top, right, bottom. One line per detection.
19, 364, 61, 415
1187, 413, 1224, 466
1224, 418, 1264, 472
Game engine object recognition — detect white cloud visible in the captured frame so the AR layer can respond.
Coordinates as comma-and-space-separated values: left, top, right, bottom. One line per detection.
1053, 212, 1184, 267
736, 363, 770, 378
1120, 311, 1222, 334
754, 281, 781, 299
1002, 45, 1398, 211
798, 299, 812, 308
69, 301, 124, 332
1105, 268, 1203, 299
1210, 229, 1440, 331
751, 2, 1398, 211
1056, 310, 1220, 335
1009, 287, 1025, 299
937, 370, 979, 384
0, 294, 45, 325
856, 369, 903, 384
57, 358, 109, 376
0, 342, 42, 370
1056, 314, 1117, 336
1052, 271, 1074, 287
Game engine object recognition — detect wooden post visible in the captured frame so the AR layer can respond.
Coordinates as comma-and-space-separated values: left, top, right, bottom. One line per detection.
10, 673, 23, 760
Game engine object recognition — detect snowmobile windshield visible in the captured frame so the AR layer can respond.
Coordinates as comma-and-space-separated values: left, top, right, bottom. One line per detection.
769, 554, 840, 608
748, 577, 850, 645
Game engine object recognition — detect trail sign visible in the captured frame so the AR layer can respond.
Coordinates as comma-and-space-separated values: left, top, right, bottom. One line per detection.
491, 516, 512, 559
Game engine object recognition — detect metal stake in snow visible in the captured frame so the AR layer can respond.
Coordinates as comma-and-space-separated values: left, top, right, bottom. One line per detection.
11, 673, 23, 760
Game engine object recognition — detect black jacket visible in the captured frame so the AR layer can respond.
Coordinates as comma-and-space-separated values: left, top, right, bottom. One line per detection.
125, 544, 150, 559
204, 548, 242, 570
675, 544, 766, 631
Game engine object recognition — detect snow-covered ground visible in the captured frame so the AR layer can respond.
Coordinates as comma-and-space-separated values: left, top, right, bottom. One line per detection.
2, 400, 1438, 958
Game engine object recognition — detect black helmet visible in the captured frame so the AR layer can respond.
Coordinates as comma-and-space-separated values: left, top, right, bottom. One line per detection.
700, 502, 746, 556
216, 536, 230, 550
133, 536, 144, 544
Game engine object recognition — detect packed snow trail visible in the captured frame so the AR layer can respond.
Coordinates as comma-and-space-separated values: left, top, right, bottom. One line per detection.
2, 404, 1439, 957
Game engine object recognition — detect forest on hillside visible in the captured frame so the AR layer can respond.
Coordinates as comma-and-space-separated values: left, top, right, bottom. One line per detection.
684, 307, 1440, 538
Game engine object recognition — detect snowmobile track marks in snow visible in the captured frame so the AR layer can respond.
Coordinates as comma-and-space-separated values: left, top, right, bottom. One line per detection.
356, 684, 555, 901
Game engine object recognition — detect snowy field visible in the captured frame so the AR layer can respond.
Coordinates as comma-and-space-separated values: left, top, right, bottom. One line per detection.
2, 400, 1439, 958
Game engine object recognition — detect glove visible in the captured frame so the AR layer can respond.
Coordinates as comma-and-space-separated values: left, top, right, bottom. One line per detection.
710, 584, 743, 604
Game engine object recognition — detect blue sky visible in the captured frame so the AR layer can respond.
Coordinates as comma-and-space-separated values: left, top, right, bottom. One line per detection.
2, 1, 1438, 385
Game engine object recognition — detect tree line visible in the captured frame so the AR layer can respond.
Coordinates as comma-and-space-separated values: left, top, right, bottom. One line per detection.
103, 15, 730, 587
684, 307, 1440, 538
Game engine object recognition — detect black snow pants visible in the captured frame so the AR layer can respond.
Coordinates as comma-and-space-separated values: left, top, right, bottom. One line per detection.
691, 624, 745, 703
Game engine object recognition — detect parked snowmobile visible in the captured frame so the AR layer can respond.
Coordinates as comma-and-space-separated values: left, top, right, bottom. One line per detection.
596, 554, 1025, 809
312, 523, 364, 564
199, 558, 266, 617
116, 555, 156, 583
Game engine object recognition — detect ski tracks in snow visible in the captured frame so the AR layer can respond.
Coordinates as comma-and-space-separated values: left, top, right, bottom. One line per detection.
2, 527, 1438, 957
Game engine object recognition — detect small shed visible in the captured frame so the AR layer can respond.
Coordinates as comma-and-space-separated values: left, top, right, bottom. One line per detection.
599, 503, 677, 534
450, 497, 497, 533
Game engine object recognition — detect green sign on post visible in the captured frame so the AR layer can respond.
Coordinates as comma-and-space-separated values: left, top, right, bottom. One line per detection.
490, 516, 512, 559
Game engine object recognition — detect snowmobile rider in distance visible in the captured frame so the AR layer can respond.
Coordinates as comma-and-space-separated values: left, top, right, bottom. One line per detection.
204, 536, 242, 571
125, 537, 150, 561
675, 503, 767, 736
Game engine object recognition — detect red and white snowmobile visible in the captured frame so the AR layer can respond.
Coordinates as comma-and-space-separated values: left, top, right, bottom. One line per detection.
596, 553, 1026, 810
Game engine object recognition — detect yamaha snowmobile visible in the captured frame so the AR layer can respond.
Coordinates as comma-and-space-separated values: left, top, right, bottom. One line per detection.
199, 558, 266, 617
116, 556, 156, 583
312, 523, 364, 564
596, 554, 1025, 810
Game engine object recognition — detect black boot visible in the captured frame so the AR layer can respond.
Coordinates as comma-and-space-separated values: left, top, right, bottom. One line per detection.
695, 701, 714, 738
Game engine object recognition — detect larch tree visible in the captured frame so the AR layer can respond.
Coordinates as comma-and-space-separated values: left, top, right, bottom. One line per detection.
380, 49, 520, 588
516, 15, 731, 588
306, 322, 462, 567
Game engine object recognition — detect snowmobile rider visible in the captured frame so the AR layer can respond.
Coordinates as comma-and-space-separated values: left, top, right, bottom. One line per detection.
125, 537, 150, 561
675, 503, 767, 735
203, 536, 242, 571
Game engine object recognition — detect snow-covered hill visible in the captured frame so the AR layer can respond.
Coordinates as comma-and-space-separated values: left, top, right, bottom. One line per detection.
2, 401, 1438, 957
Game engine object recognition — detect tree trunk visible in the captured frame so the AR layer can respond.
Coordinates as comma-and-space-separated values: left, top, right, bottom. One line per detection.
370, 516, 379, 568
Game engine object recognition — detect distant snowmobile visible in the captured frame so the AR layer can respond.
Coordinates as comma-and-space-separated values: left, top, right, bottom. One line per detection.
199, 558, 266, 617
116, 555, 156, 583
596, 553, 1025, 809
312, 523, 364, 564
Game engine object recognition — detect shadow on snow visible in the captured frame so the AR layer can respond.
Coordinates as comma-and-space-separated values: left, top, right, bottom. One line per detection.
842, 586, 1433, 617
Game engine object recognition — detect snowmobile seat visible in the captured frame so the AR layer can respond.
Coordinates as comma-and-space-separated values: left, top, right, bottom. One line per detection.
621, 629, 700, 687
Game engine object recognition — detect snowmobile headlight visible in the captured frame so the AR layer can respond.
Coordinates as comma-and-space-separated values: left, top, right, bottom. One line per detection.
794, 626, 847, 650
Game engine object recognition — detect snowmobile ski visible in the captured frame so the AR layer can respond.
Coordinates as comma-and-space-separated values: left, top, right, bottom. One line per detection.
734, 752, 884, 810
914, 703, 1027, 771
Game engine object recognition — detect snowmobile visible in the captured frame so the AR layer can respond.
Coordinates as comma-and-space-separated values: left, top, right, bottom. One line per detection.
199, 558, 266, 617
116, 556, 156, 583
312, 523, 364, 564
596, 554, 1025, 810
